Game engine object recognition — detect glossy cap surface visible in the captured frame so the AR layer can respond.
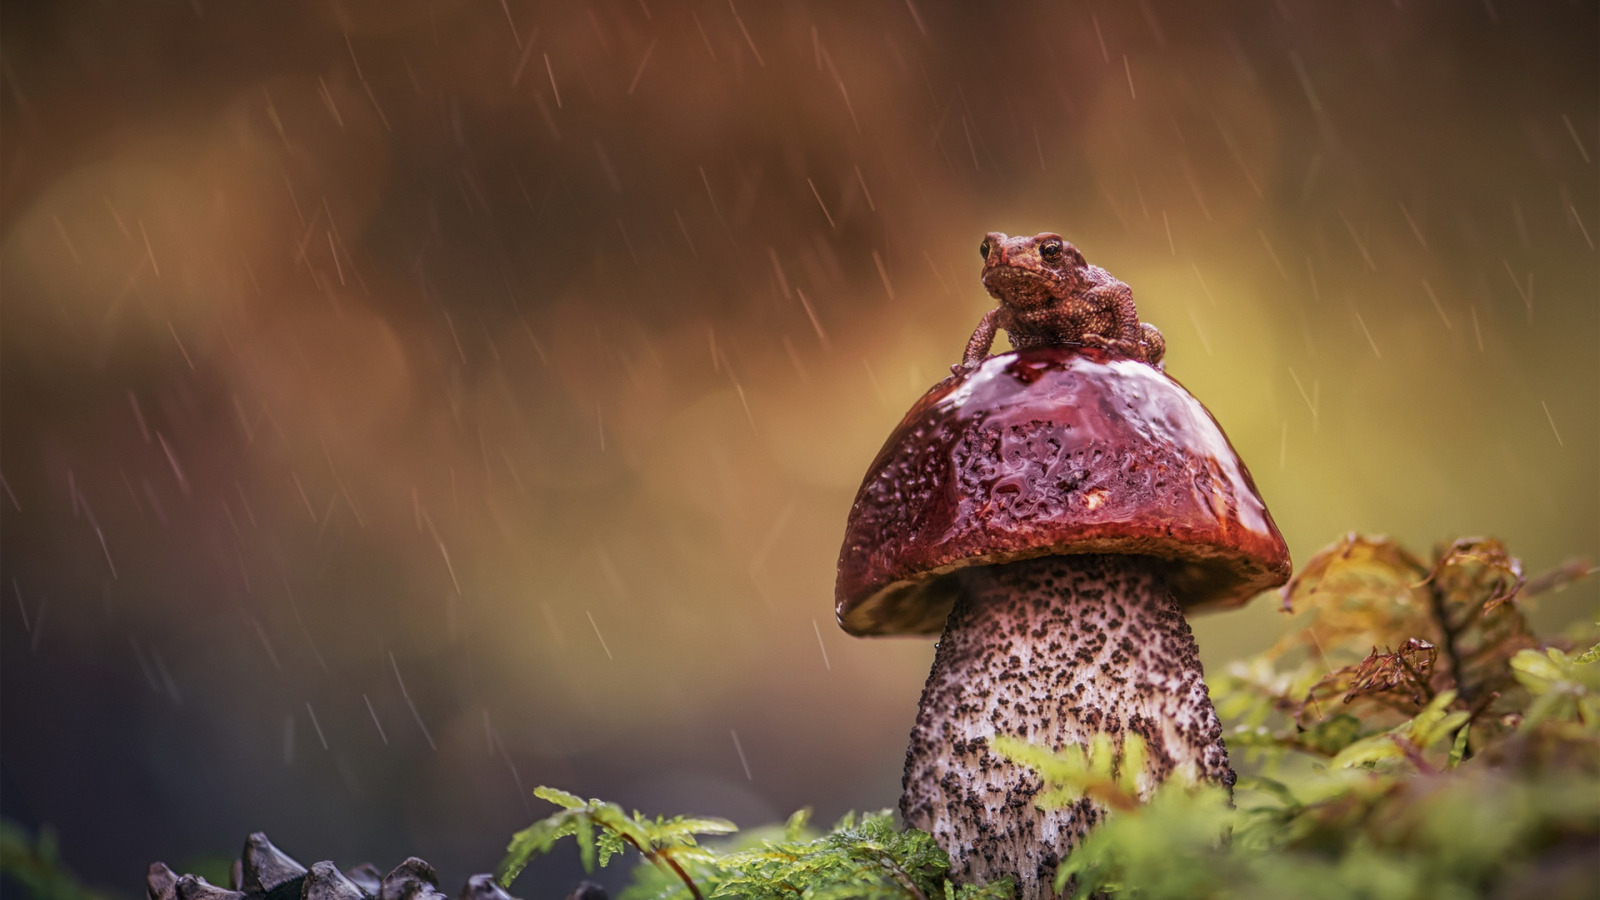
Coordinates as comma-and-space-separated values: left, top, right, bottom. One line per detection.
836, 347, 1291, 636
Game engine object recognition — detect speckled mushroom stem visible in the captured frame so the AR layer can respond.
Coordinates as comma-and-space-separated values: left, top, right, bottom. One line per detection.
900, 554, 1235, 900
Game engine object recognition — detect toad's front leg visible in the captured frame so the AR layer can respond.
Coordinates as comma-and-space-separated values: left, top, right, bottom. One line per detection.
955, 308, 1001, 374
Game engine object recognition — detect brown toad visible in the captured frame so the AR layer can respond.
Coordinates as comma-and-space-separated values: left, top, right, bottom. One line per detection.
956, 231, 1165, 373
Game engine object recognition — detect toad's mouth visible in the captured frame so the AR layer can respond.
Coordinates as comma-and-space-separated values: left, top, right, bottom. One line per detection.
982, 265, 1069, 308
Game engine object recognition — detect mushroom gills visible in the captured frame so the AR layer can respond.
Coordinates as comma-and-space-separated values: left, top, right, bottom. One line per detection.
900, 554, 1234, 900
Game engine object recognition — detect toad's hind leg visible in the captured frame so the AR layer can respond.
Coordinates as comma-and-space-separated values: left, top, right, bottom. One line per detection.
1077, 333, 1144, 360
1140, 323, 1165, 365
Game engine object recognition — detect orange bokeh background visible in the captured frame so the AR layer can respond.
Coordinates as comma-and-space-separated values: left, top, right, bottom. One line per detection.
1, 1, 1594, 892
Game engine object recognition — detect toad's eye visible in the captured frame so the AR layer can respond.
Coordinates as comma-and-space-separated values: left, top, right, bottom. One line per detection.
979, 240, 991, 259
1040, 240, 1064, 261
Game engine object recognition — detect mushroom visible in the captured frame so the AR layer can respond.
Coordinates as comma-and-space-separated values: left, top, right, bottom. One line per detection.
835, 346, 1290, 899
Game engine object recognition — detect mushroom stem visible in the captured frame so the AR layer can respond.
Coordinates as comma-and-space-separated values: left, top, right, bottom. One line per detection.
900, 554, 1235, 900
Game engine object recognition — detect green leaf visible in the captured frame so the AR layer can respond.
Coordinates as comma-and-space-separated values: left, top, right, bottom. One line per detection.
598, 830, 628, 869
992, 732, 1149, 812
1576, 641, 1600, 666
1330, 690, 1467, 769
647, 817, 739, 843
1448, 720, 1470, 767
501, 788, 738, 892
592, 805, 648, 852
575, 814, 597, 873
1329, 731, 1406, 768
1300, 714, 1368, 756
533, 786, 587, 809
1405, 691, 1470, 750
783, 808, 813, 841
1117, 731, 1147, 796
1511, 648, 1569, 694
1511, 646, 1600, 728
497, 813, 580, 887
1235, 776, 1299, 810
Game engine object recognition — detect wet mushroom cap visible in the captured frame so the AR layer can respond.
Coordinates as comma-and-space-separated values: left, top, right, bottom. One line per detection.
836, 346, 1291, 636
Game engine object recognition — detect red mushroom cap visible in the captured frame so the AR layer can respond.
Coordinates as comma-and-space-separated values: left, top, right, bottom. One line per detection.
836, 346, 1291, 636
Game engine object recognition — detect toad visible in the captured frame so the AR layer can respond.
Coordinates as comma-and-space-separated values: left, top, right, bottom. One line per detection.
956, 231, 1165, 373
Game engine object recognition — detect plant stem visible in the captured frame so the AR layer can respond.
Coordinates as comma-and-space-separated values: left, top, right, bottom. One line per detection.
1427, 582, 1470, 706
659, 854, 706, 900
875, 853, 930, 900
619, 833, 706, 900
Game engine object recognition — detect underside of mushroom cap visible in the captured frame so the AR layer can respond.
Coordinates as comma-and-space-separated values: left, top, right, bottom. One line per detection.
836, 347, 1291, 636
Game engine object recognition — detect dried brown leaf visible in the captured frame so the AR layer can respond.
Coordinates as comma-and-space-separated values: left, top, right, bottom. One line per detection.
1272, 534, 1433, 665
1425, 537, 1526, 612
1280, 533, 1429, 614
1297, 638, 1437, 726
1344, 638, 1438, 705
1415, 538, 1540, 714
1271, 534, 1593, 755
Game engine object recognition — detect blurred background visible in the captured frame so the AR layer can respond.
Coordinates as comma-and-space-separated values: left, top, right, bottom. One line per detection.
1, 0, 1595, 894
